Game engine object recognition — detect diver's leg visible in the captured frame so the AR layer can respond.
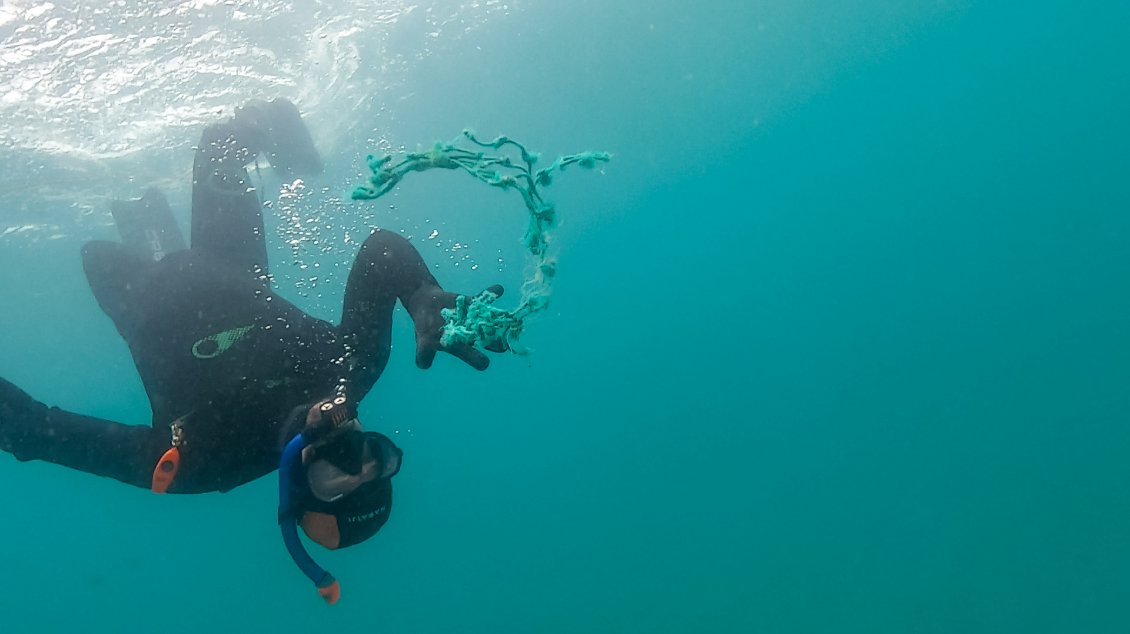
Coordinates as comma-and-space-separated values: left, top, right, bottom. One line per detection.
191, 120, 271, 278
190, 98, 323, 279
0, 377, 164, 490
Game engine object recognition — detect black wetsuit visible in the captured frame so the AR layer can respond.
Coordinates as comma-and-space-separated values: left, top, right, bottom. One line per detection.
0, 102, 492, 493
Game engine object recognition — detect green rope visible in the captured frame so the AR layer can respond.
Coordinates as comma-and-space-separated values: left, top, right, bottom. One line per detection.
351, 130, 610, 354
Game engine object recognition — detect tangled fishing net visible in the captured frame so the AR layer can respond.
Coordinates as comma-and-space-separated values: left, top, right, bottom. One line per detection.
352, 131, 609, 354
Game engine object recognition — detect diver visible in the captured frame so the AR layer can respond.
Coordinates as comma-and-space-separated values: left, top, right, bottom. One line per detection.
0, 98, 506, 604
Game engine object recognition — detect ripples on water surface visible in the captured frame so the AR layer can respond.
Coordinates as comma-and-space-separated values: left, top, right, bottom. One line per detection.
0, 0, 511, 242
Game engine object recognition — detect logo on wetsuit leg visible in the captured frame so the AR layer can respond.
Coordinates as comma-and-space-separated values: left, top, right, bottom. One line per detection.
192, 325, 254, 359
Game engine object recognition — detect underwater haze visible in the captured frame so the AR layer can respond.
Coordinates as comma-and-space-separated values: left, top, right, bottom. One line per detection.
1, 1, 1128, 632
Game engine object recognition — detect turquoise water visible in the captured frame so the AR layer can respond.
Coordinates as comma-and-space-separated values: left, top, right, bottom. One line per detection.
1, 1, 1128, 632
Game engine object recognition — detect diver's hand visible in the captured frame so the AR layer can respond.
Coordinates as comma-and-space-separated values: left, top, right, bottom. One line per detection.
0, 377, 47, 453
407, 283, 507, 370
317, 574, 341, 605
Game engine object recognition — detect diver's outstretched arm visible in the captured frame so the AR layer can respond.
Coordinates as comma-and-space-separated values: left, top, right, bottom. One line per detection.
0, 377, 164, 489
338, 230, 503, 399
336, 229, 418, 399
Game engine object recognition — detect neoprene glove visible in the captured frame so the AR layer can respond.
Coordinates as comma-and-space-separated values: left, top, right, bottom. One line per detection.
406, 283, 507, 370
0, 377, 47, 454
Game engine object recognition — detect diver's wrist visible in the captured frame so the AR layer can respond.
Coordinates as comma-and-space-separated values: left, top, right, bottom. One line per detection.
405, 282, 443, 320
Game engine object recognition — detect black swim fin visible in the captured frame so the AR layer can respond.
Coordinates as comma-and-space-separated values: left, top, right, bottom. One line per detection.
234, 98, 324, 179
110, 188, 186, 262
